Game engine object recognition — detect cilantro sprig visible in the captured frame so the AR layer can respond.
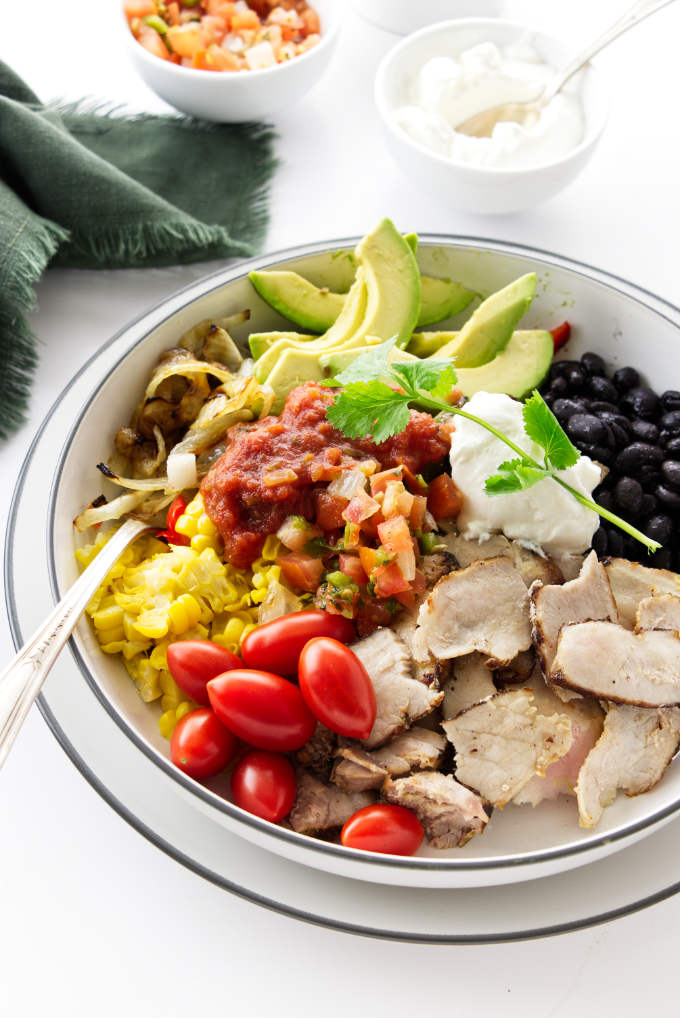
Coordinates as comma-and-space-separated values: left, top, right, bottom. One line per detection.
323, 339, 661, 554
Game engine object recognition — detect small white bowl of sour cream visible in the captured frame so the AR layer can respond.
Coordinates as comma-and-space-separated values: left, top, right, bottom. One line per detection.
375, 18, 609, 214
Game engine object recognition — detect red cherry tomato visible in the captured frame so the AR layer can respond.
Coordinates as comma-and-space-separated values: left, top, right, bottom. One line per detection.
166, 640, 241, 707
207, 669, 316, 751
170, 707, 236, 780
341, 804, 424, 856
231, 750, 297, 822
166, 494, 187, 531
298, 637, 376, 739
240, 609, 356, 675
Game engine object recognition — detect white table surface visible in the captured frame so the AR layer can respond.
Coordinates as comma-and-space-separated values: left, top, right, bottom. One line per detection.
2, 1, 680, 1014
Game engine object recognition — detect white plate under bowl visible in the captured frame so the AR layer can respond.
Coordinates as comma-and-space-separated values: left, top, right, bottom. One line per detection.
35, 236, 680, 888
8, 335, 680, 942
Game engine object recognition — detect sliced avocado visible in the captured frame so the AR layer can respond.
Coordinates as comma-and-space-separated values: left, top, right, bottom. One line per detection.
404, 233, 418, 254
418, 278, 475, 327
433, 273, 536, 368
455, 329, 552, 399
319, 342, 417, 377
408, 330, 459, 358
265, 347, 326, 413
249, 270, 344, 334
249, 330, 315, 361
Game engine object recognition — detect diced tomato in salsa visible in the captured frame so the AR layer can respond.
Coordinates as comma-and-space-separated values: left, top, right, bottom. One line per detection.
427, 473, 463, 521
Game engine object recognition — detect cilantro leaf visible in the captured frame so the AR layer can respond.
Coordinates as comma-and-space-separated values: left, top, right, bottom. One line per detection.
522, 391, 580, 471
484, 458, 550, 496
391, 359, 457, 400
321, 338, 397, 387
326, 381, 411, 443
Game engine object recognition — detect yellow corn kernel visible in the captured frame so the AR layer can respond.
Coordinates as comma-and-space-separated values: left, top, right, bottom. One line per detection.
240, 623, 257, 644
250, 588, 267, 604
96, 624, 125, 643
168, 593, 201, 635
190, 534, 214, 553
134, 609, 170, 640
158, 709, 176, 739
186, 494, 205, 517
99, 639, 127, 655
261, 535, 281, 561
134, 659, 161, 702
175, 513, 197, 538
92, 603, 125, 630
121, 640, 152, 660
176, 701, 192, 722
211, 635, 239, 653
221, 617, 246, 645
197, 513, 217, 537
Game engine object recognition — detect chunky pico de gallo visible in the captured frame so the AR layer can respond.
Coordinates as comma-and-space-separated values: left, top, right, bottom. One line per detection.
124, 0, 321, 72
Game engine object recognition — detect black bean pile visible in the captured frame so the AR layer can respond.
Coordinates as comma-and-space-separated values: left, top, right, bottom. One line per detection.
541, 353, 679, 570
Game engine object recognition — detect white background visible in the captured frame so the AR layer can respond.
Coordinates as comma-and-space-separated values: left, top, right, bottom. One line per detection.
2, 1, 680, 1014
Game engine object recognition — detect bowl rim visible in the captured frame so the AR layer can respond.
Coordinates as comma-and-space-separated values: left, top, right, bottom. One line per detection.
122, 0, 340, 82
43, 233, 680, 876
374, 16, 610, 177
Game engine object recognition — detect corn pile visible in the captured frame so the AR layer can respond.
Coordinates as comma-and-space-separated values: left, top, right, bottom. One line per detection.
76, 493, 284, 738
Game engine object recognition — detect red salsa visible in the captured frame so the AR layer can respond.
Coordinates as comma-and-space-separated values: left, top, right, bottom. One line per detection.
201, 382, 451, 568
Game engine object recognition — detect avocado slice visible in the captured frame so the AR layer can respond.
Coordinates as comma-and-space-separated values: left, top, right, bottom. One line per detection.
319, 342, 417, 377
455, 329, 553, 399
265, 347, 327, 413
408, 330, 459, 357
248, 330, 315, 360
418, 277, 475, 327
249, 271, 344, 334
433, 273, 536, 368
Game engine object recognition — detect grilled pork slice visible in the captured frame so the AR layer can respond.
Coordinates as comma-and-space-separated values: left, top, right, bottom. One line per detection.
494, 649, 536, 685
413, 557, 532, 666
297, 723, 337, 780
382, 772, 488, 848
392, 609, 451, 689
420, 549, 458, 587
636, 594, 680, 633
439, 532, 563, 588
441, 653, 496, 719
351, 628, 444, 749
530, 551, 618, 676
575, 704, 680, 827
512, 670, 604, 806
604, 558, 679, 629
288, 772, 374, 835
442, 688, 573, 808
550, 621, 680, 707
331, 728, 447, 793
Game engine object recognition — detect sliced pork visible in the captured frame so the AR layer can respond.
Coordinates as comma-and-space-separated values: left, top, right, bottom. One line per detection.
297, 723, 337, 779
439, 532, 563, 587
550, 621, 680, 707
420, 549, 458, 587
576, 704, 680, 827
604, 558, 679, 629
382, 771, 488, 848
413, 557, 532, 665
392, 609, 451, 688
441, 653, 496, 719
331, 728, 446, 793
442, 688, 573, 807
635, 594, 680, 633
530, 551, 618, 675
351, 628, 444, 749
288, 772, 374, 835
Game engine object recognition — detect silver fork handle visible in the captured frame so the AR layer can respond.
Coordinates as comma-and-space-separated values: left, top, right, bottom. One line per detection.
0, 518, 152, 770
544, 0, 677, 104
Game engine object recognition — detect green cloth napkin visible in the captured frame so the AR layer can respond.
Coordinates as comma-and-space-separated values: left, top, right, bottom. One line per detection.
0, 61, 277, 439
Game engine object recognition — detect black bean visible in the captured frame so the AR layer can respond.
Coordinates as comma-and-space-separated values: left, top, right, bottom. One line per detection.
644, 513, 674, 544
566, 413, 607, 444
664, 437, 680, 456
607, 529, 624, 557
630, 419, 660, 443
552, 398, 586, 423
614, 477, 643, 517
543, 394, 554, 409
564, 365, 587, 392
639, 493, 658, 516
581, 352, 606, 376
615, 442, 664, 473
590, 401, 620, 415
661, 460, 680, 490
587, 376, 619, 402
592, 526, 608, 556
660, 411, 680, 434
661, 390, 680, 412
613, 366, 639, 391
655, 484, 680, 508
621, 386, 659, 419
548, 376, 569, 396
651, 548, 673, 569
581, 442, 614, 465
595, 489, 615, 512
620, 536, 641, 560
548, 361, 569, 382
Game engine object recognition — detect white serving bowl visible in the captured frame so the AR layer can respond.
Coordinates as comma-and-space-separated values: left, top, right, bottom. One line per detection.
49, 235, 680, 889
123, 0, 340, 122
375, 18, 609, 214
351, 0, 502, 35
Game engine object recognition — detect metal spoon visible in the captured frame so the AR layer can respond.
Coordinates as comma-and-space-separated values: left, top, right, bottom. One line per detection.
0, 518, 153, 770
456, 0, 676, 139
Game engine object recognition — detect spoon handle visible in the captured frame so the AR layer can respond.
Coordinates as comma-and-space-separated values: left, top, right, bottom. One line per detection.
544, 0, 677, 104
0, 518, 151, 770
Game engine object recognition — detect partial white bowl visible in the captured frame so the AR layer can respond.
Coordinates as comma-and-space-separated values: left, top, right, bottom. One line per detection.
50, 235, 680, 889
375, 18, 609, 214
123, 0, 340, 122
351, 0, 502, 35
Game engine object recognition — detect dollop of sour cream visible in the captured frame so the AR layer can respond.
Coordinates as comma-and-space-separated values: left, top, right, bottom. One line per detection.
394, 39, 584, 170
450, 392, 601, 556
